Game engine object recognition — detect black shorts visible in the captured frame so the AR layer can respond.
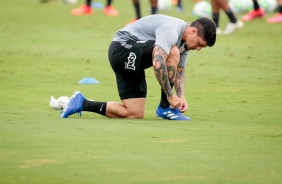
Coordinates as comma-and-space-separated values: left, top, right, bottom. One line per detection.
108, 40, 155, 100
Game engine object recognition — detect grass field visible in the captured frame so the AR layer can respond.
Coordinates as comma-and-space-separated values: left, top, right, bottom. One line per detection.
0, 0, 282, 183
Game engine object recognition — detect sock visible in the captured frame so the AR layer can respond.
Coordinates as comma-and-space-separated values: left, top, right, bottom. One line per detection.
82, 99, 107, 116
225, 9, 237, 23
106, 0, 112, 7
212, 13, 220, 28
177, 0, 182, 8
278, 5, 282, 13
159, 83, 174, 109
86, 0, 91, 7
253, 0, 260, 10
134, 2, 141, 19
151, 7, 157, 14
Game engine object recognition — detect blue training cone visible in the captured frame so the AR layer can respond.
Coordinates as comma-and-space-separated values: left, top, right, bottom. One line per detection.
79, 77, 100, 84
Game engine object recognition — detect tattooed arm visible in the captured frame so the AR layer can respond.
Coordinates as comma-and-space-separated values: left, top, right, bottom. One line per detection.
152, 45, 181, 109
175, 67, 188, 112
152, 46, 172, 97
175, 68, 185, 98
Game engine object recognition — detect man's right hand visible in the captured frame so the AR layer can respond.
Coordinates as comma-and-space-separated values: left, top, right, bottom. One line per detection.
167, 95, 181, 109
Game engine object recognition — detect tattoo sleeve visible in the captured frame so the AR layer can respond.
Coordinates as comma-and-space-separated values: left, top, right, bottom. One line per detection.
175, 68, 185, 97
152, 46, 173, 97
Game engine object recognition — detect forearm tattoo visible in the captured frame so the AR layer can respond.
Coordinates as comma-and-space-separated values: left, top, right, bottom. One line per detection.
153, 46, 173, 97
175, 69, 185, 97
167, 66, 176, 82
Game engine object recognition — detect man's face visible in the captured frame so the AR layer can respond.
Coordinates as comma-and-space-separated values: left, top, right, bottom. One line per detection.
185, 28, 208, 51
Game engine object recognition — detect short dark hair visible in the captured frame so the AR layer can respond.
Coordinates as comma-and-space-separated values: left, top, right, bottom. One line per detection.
190, 17, 216, 47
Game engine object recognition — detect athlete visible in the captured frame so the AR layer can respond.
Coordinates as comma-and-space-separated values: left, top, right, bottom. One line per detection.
72, 0, 118, 16
211, 0, 243, 34
242, 0, 282, 23
127, 0, 158, 24
60, 14, 216, 120
267, 0, 282, 23
242, 0, 264, 22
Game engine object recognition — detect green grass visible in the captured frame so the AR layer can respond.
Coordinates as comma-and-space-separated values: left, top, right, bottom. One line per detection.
0, 0, 282, 183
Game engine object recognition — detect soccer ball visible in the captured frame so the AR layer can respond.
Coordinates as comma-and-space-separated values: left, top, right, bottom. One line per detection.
63, 0, 77, 4
245, 0, 255, 12
258, 0, 278, 12
192, 1, 212, 18
158, 0, 171, 11
229, 0, 248, 13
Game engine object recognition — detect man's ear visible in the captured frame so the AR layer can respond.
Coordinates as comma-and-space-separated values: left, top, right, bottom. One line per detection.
191, 27, 198, 35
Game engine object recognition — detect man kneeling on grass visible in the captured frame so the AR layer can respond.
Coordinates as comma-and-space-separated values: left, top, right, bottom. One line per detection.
60, 14, 216, 120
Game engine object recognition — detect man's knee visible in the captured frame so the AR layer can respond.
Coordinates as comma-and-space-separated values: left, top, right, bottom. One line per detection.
128, 111, 144, 119
134, 113, 145, 119
122, 99, 146, 119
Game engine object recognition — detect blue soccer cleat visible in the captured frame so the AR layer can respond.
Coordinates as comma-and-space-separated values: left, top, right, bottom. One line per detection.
156, 105, 191, 120
60, 91, 85, 118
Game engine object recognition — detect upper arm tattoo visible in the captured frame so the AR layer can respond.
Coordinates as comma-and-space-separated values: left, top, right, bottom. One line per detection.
175, 68, 185, 97
152, 46, 172, 97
